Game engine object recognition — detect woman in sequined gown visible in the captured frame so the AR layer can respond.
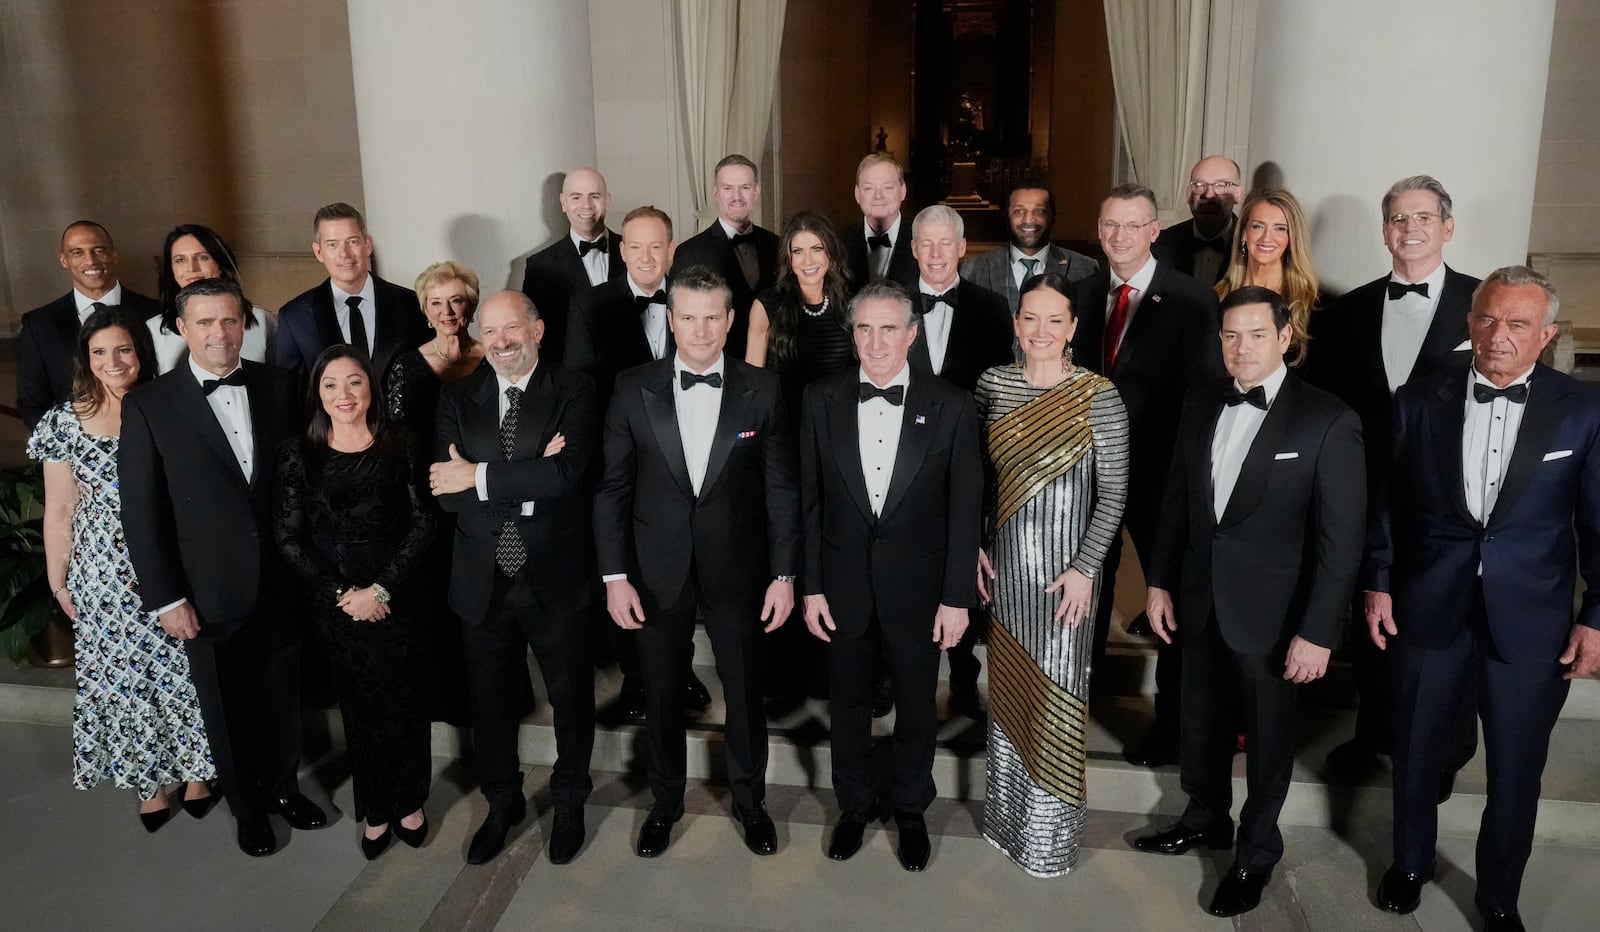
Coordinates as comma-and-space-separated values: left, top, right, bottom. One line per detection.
975, 273, 1129, 876
28, 306, 216, 830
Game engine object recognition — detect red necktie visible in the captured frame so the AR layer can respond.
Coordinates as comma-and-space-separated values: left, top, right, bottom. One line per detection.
1104, 283, 1133, 370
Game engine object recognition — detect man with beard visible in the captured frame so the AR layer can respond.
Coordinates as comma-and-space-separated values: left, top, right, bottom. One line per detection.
670, 154, 779, 358
1154, 156, 1243, 286
962, 181, 1099, 312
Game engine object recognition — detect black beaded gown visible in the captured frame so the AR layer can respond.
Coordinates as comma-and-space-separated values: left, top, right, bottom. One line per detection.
274, 436, 435, 825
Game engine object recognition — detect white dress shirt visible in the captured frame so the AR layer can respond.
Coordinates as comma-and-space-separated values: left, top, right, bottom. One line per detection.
571, 230, 610, 287
1210, 362, 1288, 521
1009, 245, 1047, 290
918, 276, 958, 373
1107, 255, 1158, 350
330, 276, 377, 354
866, 214, 904, 280
859, 364, 911, 516
474, 364, 539, 516
675, 354, 726, 494
1380, 262, 1448, 394
189, 356, 254, 480
1463, 363, 1533, 525
629, 277, 670, 360
74, 283, 124, 322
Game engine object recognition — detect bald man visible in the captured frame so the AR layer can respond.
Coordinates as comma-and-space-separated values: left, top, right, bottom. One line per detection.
523, 167, 626, 365
1153, 155, 1243, 286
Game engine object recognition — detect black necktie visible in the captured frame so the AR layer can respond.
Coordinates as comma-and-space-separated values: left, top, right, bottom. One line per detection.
859, 382, 905, 405
345, 295, 369, 353
578, 237, 607, 256
200, 371, 246, 397
635, 291, 667, 313
1223, 384, 1268, 410
680, 370, 723, 390
1387, 280, 1430, 301
922, 289, 958, 311
496, 387, 528, 575
867, 234, 892, 251
1473, 382, 1529, 404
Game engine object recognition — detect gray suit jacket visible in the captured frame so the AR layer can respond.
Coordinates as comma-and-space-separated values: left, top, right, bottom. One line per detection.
960, 243, 1098, 313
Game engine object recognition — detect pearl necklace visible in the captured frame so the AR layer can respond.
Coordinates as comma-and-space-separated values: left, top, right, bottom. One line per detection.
802, 296, 829, 318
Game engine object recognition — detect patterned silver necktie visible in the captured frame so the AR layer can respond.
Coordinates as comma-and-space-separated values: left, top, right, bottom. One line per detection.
495, 386, 527, 575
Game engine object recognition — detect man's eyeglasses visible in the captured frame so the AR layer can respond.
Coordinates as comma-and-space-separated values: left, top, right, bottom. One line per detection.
1189, 181, 1240, 195
1386, 212, 1441, 227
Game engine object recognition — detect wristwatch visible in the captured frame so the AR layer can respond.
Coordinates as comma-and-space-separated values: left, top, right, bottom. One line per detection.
775, 575, 796, 584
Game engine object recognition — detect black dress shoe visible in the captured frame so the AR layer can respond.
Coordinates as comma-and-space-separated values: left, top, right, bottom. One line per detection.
1132, 822, 1233, 855
620, 676, 647, 721
237, 815, 278, 857
548, 809, 586, 864
1376, 865, 1431, 914
1209, 865, 1269, 917
140, 807, 173, 834
827, 815, 868, 861
1325, 738, 1386, 778
733, 803, 777, 856
1125, 611, 1155, 637
684, 672, 713, 712
394, 812, 428, 849
1123, 728, 1180, 768
947, 685, 985, 721
466, 798, 527, 865
1437, 770, 1456, 805
181, 792, 220, 820
894, 815, 930, 872
361, 825, 393, 861
871, 676, 894, 719
1476, 893, 1526, 932
635, 806, 680, 858
268, 793, 328, 830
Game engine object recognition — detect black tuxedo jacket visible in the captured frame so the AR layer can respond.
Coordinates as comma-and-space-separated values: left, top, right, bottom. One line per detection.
1305, 265, 1478, 483
435, 362, 599, 623
522, 229, 625, 367
119, 361, 301, 632
799, 366, 982, 641
274, 275, 425, 381
1152, 216, 1235, 285
564, 277, 675, 412
842, 218, 919, 291
1366, 363, 1600, 664
1149, 374, 1365, 654
909, 278, 1014, 393
16, 288, 160, 428
594, 357, 798, 613
670, 222, 779, 359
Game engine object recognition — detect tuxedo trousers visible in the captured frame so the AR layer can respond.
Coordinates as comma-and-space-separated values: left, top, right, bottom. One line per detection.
829, 613, 942, 817
1349, 592, 1478, 770
183, 610, 303, 820
1390, 584, 1569, 915
1093, 526, 1178, 728
463, 570, 595, 814
1178, 617, 1298, 873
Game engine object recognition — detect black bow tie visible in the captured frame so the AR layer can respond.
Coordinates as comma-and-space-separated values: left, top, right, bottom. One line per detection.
202, 369, 247, 396
727, 231, 755, 248
1473, 381, 1528, 404
1223, 384, 1268, 410
922, 289, 958, 310
578, 237, 607, 256
1387, 280, 1430, 301
866, 234, 892, 251
859, 382, 905, 405
680, 370, 723, 390
635, 291, 667, 313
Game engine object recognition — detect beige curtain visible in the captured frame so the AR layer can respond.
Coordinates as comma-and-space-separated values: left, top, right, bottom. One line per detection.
676, 0, 787, 226
1102, 0, 1211, 223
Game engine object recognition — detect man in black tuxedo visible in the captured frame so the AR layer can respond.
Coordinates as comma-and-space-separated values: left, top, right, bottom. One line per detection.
17, 220, 161, 428
800, 282, 983, 872
907, 203, 1012, 718
1135, 286, 1365, 918
275, 202, 425, 382
1072, 183, 1225, 766
119, 277, 323, 857
1152, 155, 1242, 286
670, 154, 779, 359
522, 167, 624, 366
594, 267, 799, 859
1366, 267, 1600, 931
1305, 175, 1481, 782
842, 153, 919, 290
429, 290, 599, 866
961, 181, 1099, 312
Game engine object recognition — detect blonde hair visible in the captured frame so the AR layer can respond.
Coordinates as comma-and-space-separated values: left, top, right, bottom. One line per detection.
414, 261, 481, 315
1217, 188, 1320, 365
855, 152, 905, 185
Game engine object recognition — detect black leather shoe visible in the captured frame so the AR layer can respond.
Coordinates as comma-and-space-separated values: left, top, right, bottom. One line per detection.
1209, 865, 1270, 917
684, 672, 712, 712
547, 809, 585, 864
181, 791, 220, 820
635, 806, 680, 858
620, 676, 646, 721
140, 806, 173, 834
1132, 822, 1233, 855
947, 685, 985, 721
466, 798, 527, 865
1376, 865, 1431, 914
1125, 611, 1155, 637
733, 803, 777, 856
237, 815, 278, 857
1124, 726, 1179, 768
1437, 770, 1457, 805
1325, 738, 1386, 778
827, 815, 868, 861
1476, 893, 1526, 932
871, 676, 894, 719
894, 814, 930, 872
394, 812, 428, 849
361, 825, 393, 861
268, 793, 328, 830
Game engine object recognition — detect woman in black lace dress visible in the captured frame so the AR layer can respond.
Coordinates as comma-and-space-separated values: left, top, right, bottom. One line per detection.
275, 346, 435, 860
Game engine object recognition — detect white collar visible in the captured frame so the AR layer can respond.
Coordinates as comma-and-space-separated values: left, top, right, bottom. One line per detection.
718, 218, 753, 240
1469, 362, 1534, 391
859, 362, 912, 391
1110, 255, 1158, 293
189, 355, 243, 387
675, 352, 726, 379
628, 276, 667, 301
1390, 261, 1448, 291
1233, 359, 1289, 406
73, 283, 123, 315
918, 276, 961, 298
330, 274, 375, 308
865, 214, 903, 244
496, 361, 539, 395
1008, 244, 1048, 265
569, 229, 608, 250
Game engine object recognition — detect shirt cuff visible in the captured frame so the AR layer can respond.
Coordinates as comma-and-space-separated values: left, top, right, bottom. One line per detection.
475, 462, 488, 501
153, 597, 187, 616
600, 574, 627, 584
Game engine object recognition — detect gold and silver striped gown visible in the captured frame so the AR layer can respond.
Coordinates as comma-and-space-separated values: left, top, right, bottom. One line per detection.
976, 364, 1129, 877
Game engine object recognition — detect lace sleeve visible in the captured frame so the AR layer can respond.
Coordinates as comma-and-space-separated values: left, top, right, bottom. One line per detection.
372, 438, 437, 593
384, 353, 409, 423
272, 440, 350, 599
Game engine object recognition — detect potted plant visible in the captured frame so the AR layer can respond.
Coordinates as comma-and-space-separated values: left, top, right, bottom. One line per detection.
0, 463, 71, 667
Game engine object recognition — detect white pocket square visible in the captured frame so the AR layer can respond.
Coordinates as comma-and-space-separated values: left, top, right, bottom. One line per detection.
1274, 452, 1299, 460
1543, 450, 1573, 462
1451, 340, 1472, 352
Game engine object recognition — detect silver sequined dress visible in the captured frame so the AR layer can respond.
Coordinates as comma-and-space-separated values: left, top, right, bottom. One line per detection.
975, 365, 1129, 877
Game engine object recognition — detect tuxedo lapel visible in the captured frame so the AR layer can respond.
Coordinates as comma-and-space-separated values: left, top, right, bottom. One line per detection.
466, 369, 503, 462
371, 278, 396, 365
642, 363, 695, 499
1344, 289, 1389, 390
1428, 374, 1479, 528
879, 371, 940, 522
512, 366, 558, 461
1407, 268, 1472, 382
909, 298, 935, 373
825, 379, 875, 522
605, 232, 626, 282
243, 364, 275, 490
179, 373, 249, 488
1219, 376, 1298, 528
50, 298, 79, 352
697, 361, 751, 501
1490, 366, 1567, 524
557, 236, 590, 292
311, 282, 342, 350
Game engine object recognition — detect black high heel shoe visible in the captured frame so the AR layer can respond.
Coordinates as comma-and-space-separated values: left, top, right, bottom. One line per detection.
139, 807, 173, 834
394, 813, 428, 849
182, 784, 220, 819
361, 825, 393, 861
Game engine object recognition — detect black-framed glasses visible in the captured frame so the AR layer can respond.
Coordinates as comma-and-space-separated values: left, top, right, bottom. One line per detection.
1189, 181, 1240, 194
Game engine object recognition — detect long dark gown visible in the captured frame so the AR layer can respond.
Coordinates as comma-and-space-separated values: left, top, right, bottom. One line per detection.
274, 437, 434, 825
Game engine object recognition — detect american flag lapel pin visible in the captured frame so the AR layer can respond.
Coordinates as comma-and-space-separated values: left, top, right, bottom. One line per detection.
1150, 294, 1162, 303
737, 430, 757, 439
915, 415, 927, 425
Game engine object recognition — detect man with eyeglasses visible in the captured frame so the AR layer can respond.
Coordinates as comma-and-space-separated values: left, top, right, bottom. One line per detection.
1072, 184, 1224, 768
1154, 156, 1243, 285
1305, 175, 1481, 791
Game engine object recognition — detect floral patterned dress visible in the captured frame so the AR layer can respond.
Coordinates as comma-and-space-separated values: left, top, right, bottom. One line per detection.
27, 404, 215, 799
